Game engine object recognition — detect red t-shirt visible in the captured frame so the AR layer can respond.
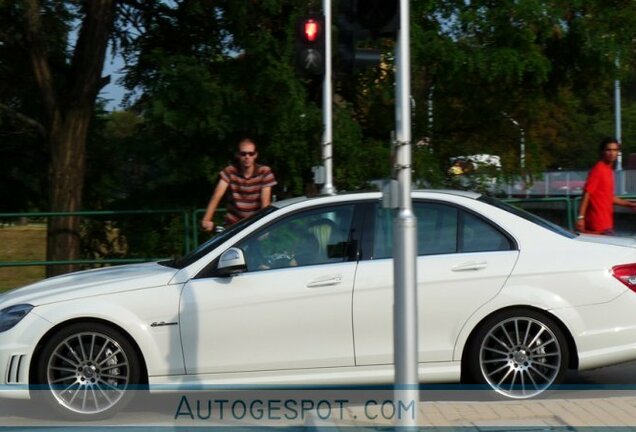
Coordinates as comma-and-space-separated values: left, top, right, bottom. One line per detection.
583, 161, 614, 232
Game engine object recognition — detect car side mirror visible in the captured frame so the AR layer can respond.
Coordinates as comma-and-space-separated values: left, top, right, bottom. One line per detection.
217, 247, 247, 276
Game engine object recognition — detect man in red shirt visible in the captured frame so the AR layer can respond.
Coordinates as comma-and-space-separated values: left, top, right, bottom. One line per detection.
201, 139, 277, 231
576, 137, 636, 235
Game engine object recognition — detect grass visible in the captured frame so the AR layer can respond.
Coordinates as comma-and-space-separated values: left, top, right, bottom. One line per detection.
0, 224, 46, 292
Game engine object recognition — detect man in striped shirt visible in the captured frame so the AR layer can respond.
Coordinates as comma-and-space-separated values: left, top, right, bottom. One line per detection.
201, 139, 277, 231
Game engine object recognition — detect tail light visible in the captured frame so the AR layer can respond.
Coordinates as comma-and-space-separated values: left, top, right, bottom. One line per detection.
612, 264, 636, 292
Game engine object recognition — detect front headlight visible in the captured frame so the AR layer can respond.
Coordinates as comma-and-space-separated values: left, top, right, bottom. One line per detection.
0, 304, 34, 332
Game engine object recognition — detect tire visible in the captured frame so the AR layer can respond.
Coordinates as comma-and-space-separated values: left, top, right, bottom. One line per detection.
466, 309, 569, 399
34, 322, 141, 420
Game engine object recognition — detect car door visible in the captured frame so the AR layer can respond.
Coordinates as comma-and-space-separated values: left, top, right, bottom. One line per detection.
352, 200, 520, 365
180, 204, 360, 374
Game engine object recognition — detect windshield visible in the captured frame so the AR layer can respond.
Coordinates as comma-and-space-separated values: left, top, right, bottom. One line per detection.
478, 196, 576, 239
160, 206, 278, 269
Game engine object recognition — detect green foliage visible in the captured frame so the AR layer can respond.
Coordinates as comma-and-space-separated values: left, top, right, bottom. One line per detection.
411, 0, 636, 176
0, 1, 68, 212
4, 0, 636, 222
413, 146, 445, 188
79, 214, 186, 263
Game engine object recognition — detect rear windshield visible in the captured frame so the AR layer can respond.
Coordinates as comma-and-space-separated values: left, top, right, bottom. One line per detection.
478, 196, 576, 239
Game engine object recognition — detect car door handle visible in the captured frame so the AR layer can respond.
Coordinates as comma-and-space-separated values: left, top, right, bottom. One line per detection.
452, 261, 488, 272
306, 275, 343, 288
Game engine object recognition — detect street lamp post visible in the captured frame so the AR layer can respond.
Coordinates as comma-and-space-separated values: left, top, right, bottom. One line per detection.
615, 56, 625, 194
393, 0, 419, 427
502, 112, 525, 171
321, 0, 336, 196
615, 56, 622, 171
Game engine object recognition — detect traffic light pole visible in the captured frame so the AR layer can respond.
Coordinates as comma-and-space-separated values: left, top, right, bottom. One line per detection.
393, 0, 419, 427
321, 0, 336, 196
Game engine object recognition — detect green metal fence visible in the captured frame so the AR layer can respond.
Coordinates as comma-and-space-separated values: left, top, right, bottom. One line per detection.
570, 194, 636, 237
502, 197, 574, 230
191, 208, 227, 251
0, 209, 192, 268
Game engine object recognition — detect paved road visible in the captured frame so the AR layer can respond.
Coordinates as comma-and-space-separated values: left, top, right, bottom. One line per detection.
567, 359, 636, 385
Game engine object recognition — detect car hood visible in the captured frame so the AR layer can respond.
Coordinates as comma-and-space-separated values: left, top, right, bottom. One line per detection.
0, 262, 179, 307
575, 234, 636, 248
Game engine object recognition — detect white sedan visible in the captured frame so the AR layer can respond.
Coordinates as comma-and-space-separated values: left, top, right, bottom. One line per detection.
2, 190, 636, 419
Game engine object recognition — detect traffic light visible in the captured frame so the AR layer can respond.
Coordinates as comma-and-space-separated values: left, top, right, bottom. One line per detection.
354, 0, 399, 37
337, 0, 399, 73
295, 15, 326, 77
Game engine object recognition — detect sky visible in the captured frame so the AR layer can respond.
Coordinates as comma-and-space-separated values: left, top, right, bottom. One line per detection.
100, 51, 126, 111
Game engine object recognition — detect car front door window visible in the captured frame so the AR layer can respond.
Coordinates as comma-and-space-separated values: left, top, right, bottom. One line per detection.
237, 205, 355, 271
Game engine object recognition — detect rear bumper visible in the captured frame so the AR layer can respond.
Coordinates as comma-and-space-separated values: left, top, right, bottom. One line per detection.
555, 290, 636, 370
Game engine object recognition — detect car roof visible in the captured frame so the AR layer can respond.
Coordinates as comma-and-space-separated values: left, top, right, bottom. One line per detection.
271, 189, 482, 209
414, 189, 482, 199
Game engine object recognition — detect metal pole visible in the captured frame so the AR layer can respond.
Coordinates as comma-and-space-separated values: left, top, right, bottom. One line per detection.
321, 0, 336, 195
615, 55, 625, 194
394, 0, 418, 427
427, 85, 434, 149
520, 127, 525, 171
502, 112, 526, 193
615, 56, 622, 171
502, 112, 525, 171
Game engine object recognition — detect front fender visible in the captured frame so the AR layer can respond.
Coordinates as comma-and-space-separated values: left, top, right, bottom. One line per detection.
33, 284, 185, 376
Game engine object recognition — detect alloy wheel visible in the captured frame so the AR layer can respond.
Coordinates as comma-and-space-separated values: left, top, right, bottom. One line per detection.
46, 331, 131, 414
479, 316, 563, 398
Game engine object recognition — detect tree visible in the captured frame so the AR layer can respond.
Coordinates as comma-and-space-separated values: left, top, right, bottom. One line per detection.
0, 1, 51, 212
405, 0, 636, 178
4, 0, 636, 279
119, 1, 325, 203
23, 0, 116, 276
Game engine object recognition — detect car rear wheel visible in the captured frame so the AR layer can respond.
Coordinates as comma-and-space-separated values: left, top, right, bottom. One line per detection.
467, 309, 569, 399
35, 322, 140, 420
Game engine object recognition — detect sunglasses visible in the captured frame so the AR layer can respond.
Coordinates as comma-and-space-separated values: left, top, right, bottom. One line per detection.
239, 151, 256, 157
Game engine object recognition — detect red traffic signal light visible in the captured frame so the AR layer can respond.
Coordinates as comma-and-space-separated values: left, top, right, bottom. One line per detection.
303, 19, 319, 43
295, 15, 325, 77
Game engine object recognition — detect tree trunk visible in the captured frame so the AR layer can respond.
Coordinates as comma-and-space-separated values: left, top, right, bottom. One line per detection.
23, 0, 117, 277
45, 111, 90, 277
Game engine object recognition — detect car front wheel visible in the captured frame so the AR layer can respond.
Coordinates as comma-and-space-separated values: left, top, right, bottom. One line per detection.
35, 322, 140, 420
467, 309, 569, 399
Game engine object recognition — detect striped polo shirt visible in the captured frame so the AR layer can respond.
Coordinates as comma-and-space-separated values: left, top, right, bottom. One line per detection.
220, 164, 277, 225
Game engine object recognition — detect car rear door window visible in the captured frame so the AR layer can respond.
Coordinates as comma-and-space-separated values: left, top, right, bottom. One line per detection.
460, 211, 512, 252
373, 202, 458, 258
372, 201, 512, 258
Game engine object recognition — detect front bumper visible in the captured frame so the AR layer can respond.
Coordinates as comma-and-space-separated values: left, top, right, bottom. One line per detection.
0, 309, 52, 400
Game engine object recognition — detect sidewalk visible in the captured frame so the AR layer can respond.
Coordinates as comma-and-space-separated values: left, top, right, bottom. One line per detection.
3, 389, 636, 428
342, 395, 636, 428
